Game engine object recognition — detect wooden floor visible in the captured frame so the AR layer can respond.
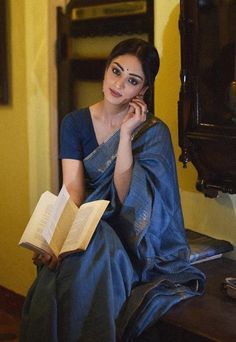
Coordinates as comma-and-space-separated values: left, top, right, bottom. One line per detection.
0, 310, 21, 341
0, 286, 24, 342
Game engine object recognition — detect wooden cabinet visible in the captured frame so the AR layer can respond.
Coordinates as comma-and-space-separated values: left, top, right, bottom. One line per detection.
178, 0, 236, 197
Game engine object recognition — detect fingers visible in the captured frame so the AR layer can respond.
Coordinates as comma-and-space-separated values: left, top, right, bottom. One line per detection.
32, 253, 44, 266
32, 251, 39, 262
48, 254, 59, 270
39, 253, 52, 264
32, 252, 59, 270
130, 96, 148, 114
129, 97, 147, 122
121, 95, 148, 135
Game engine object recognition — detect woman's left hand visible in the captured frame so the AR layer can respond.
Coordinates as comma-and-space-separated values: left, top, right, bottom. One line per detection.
32, 252, 59, 270
121, 96, 148, 136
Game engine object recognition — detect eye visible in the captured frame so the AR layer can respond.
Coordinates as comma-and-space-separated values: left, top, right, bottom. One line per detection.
128, 78, 139, 86
112, 67, 121, 76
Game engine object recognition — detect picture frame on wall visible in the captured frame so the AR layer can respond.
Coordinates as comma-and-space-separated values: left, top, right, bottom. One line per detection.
0, 0, 9, 104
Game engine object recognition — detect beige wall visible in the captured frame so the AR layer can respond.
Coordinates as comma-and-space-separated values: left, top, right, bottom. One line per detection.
0, 0, 235, 296
0, 1, 33, 294
0, 0, 58, 295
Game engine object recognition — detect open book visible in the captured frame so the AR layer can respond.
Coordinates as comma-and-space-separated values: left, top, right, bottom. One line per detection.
19, 185, 109, 258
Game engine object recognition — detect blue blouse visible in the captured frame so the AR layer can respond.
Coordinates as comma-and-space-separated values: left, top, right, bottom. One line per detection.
59, 108, 99, 160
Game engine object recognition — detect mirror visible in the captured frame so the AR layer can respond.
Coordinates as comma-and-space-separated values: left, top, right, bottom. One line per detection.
179, 0, 236, 197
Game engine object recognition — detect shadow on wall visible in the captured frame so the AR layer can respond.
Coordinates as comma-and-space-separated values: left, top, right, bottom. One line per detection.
155, 4, 198, 192
155, 4, 181, 139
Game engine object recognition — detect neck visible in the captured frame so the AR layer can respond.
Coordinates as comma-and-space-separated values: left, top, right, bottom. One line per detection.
96, 100, 129, 125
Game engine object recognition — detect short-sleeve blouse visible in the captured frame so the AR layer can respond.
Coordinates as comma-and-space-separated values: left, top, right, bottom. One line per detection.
59, 108, 98, 160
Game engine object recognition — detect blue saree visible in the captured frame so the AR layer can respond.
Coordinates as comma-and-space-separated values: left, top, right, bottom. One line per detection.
20, 115, 205, 342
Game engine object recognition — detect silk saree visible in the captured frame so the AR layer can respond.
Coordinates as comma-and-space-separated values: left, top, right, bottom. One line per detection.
20, 115, 205, 342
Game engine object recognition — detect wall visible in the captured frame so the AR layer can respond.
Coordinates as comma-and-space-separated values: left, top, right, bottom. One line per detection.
0, 0, 235, 296
154, 1, 236, 258
0, 0, 34, 294
0, 0, 58, 295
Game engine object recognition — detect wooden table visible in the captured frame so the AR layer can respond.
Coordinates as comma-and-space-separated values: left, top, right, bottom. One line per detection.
157, 258, 236, 341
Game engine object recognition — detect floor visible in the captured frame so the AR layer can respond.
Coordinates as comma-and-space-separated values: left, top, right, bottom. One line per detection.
0, 310, 21, 342
0, 286, 23, 342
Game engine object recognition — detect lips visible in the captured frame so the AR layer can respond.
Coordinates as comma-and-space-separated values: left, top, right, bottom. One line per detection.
109, 88, 122, 97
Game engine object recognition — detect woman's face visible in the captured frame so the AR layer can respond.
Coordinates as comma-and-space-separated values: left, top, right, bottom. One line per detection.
103, 54, 147, 106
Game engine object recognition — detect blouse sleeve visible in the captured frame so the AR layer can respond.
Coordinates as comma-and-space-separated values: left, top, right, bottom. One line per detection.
59, 112, 83, 160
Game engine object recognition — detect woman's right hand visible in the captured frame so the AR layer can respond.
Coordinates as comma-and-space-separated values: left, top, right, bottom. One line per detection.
32, 252, 59, 270
121, 96, 147, 137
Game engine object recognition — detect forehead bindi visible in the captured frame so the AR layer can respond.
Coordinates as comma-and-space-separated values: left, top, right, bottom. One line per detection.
112, 55, 144, 79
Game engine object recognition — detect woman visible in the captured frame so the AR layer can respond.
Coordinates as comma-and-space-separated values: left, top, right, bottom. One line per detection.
20, 38, 205, 342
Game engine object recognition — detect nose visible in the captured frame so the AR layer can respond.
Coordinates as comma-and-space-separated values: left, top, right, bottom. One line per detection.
115, 77, 125, 89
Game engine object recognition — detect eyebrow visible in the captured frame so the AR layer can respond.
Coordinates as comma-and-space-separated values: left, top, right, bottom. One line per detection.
113, 62, 144, 81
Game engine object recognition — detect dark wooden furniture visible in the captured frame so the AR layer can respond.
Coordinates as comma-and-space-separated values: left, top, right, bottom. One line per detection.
178, 0, 236, 197
158, 258, 236, 341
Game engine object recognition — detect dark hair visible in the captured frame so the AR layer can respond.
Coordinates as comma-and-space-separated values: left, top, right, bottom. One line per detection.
106, 38, 160, 107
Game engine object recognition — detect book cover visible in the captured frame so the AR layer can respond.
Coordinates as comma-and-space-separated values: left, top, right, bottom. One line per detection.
186, 229, 233, 264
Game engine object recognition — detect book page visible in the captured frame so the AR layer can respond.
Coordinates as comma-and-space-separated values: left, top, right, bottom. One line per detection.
42, 185, 70, 244
60, 200, 109, 255
48, 199, 78, 257
19, 191, 57, 254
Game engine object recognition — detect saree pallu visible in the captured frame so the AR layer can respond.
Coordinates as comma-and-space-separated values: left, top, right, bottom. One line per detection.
20, 116, 205, 342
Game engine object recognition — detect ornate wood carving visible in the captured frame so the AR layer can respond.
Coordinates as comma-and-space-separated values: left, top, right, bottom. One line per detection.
178, 0, 236, 197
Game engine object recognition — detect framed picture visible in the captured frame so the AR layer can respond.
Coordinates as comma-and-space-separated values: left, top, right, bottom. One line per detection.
0, 0, 9, 104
